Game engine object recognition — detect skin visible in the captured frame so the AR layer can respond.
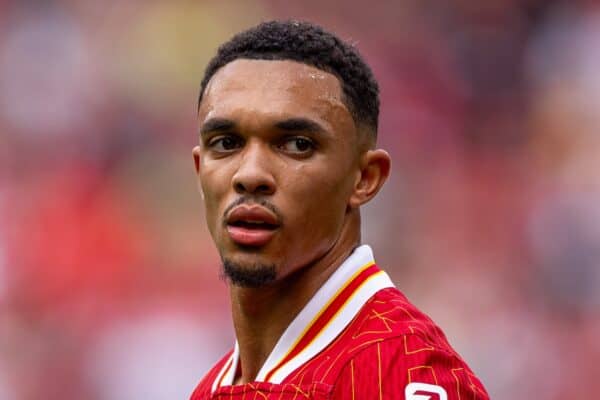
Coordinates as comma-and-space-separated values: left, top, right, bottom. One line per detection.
193, 59, 391, 384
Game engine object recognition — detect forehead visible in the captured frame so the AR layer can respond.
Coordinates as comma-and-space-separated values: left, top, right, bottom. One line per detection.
199, 59, 352, 126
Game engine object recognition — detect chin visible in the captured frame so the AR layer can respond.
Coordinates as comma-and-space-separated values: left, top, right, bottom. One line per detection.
221, 256, 277, 288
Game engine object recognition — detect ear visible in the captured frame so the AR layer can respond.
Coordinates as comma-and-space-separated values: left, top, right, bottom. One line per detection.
192, 146, 205, 199
348, 149, 391, 208
192, 145, 201, 174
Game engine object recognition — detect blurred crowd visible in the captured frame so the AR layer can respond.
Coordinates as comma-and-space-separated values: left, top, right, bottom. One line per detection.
0, 0, 598, 399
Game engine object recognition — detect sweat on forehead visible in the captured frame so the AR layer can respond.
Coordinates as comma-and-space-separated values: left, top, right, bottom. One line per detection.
201, 59, 345, 110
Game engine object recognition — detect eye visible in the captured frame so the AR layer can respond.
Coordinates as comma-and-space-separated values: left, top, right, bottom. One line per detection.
207, 135, 243, 152
279, 137, 316, 155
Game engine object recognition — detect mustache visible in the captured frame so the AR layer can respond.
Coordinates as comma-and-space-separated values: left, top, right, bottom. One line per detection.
222, 196, 284, 226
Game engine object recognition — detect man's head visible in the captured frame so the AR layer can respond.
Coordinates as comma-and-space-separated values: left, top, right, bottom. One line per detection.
193, 21, 390, 288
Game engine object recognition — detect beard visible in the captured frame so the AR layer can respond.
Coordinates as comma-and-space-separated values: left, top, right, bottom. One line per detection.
221, 258, 277, 288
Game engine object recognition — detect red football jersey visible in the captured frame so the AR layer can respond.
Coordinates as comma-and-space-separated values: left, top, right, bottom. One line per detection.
190, 245, 489, 399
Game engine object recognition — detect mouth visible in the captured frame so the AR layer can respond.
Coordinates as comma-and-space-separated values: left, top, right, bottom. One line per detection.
228, 220, 279, 229
225, 205, 281, 247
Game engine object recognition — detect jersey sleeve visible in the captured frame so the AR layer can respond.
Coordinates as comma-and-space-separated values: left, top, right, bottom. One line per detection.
331, 334, 489, 399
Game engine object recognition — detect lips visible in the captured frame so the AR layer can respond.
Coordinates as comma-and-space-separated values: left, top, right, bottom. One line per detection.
225, 205, 280, 247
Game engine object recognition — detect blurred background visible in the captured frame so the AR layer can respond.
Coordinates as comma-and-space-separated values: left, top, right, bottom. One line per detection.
0, 0, 599, 398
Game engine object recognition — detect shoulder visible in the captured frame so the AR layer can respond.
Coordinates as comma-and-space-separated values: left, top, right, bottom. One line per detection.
332, 334, 489, 399
189, 351, 233, 400
317, 286, 461, 376
338, 286, 465, 365
329, 288, 489, 399
345, 287, 453, 348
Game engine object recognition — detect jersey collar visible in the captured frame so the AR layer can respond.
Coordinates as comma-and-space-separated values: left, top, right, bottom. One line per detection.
212, 244, 394, 391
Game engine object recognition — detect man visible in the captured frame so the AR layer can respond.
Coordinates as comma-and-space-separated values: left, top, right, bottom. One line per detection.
190, 20, 489, 399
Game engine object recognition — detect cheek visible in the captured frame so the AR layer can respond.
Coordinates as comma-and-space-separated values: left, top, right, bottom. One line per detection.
286, 163, 353, 234
199, 167, 230, 234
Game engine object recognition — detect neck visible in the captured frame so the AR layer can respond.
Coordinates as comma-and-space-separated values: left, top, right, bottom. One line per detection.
229, 212, 361, 384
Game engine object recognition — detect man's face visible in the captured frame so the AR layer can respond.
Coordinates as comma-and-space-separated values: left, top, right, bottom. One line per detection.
194, 59, 361, 286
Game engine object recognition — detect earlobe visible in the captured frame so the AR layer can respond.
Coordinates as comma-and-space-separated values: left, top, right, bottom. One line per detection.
348, 149, 391, 208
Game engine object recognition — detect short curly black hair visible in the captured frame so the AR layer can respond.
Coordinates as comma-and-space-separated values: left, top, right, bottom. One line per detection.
198, 20, 380, 137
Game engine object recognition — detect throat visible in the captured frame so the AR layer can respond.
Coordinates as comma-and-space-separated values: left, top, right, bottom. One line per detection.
230, 280, 310, 384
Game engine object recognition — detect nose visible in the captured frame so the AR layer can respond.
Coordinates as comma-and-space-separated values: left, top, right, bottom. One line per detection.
232, 142, 276, 195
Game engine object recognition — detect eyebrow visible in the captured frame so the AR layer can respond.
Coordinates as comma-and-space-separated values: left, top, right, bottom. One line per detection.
275, 118, 327, 134
199, 117, 329, 137
200, 118, 236, 135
